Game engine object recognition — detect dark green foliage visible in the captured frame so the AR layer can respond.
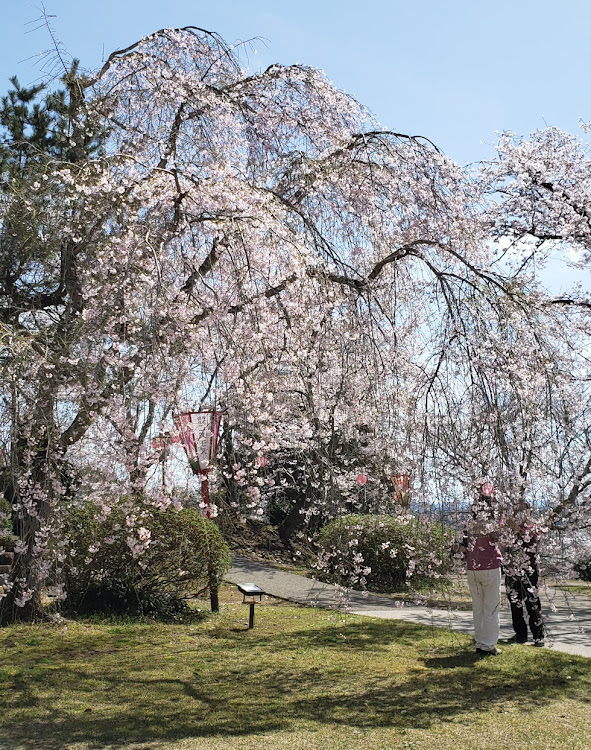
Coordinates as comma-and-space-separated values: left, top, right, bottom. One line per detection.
316, 513, 454, 592
0, 63, 106, 330
0, 62, 104, 177
64, 502, 231, 616
0, 78, 52, 174
0, 496, 12, 537
217, 425, 398, 544
573, 554, 591, 582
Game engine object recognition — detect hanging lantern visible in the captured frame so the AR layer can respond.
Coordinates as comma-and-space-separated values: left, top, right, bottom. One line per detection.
356, 473, 367, 485
172, 410, 224, 615
173, 410, 223, 518
150, 432, 181, 452
391, 473, 411, 508
150, 436, 168, 452
481, 480, 494, 497
174, 410, 223, 476
150, 435, 172, 453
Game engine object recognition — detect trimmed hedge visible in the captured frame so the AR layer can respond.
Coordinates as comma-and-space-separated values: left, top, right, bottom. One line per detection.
316, 513, 454, 592
573, 555, 591, 582
64, 502, 230, 616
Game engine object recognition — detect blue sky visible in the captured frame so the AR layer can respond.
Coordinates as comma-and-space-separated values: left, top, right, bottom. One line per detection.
2, 0, 591, 167
1, 0, 590, 291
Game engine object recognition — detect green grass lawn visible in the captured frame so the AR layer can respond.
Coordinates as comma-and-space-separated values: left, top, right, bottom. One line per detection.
0, 585, 590, 750
548, 580, 591, 600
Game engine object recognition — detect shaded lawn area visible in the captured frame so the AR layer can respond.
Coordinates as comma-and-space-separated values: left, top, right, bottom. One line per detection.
0, 586, 590, 750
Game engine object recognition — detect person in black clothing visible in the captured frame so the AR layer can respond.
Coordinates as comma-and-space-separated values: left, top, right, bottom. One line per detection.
504, 501, 545, 646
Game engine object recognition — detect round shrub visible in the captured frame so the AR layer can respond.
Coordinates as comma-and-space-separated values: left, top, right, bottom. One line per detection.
573, 555, 591, 582
64, 501, 231, 616
315, 513, 454, 592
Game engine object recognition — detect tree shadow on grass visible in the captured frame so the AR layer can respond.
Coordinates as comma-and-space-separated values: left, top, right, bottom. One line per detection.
1, 619, 590, 749
220, 617, 448, 652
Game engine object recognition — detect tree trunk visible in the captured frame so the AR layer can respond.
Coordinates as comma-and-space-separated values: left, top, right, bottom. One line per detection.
0, 450, 59, 624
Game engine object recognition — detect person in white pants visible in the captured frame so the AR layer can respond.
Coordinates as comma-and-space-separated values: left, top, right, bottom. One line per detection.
467, 566, 502, 653
464, 482, 503, 656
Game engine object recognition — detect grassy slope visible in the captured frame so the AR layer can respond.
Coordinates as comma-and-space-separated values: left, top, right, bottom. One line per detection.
0, 586, 589, 750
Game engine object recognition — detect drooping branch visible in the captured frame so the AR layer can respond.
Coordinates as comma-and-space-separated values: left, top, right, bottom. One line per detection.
89, 26, 239, 87
549, 297, 591, 310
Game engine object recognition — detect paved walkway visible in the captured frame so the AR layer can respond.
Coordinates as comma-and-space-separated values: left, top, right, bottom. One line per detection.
227, 555, 591, 659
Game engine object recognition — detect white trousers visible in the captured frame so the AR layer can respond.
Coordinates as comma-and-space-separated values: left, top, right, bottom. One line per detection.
467, 567, 501, 650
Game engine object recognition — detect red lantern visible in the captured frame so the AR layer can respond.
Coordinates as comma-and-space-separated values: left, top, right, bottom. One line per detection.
150, 433, 181, 452
391, 473, 411, 508
356, 473, 367, 485
174, 410, 223, 516
481, 480, 494, 497
173, 409, 223, 615
174, 411, 222, 473
151, 436, 167, 452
